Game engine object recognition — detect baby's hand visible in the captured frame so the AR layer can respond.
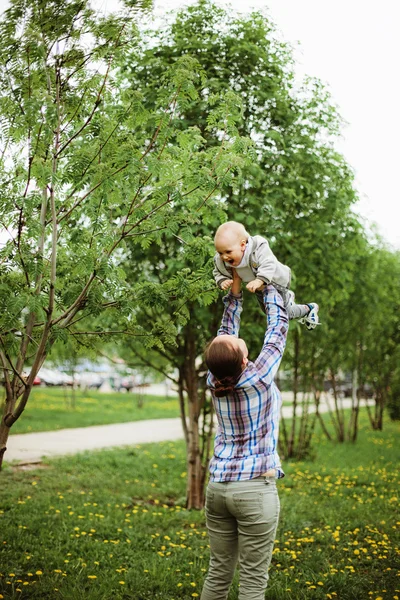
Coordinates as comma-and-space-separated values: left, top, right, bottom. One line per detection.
221, 279, 233, 291
246, 278, 264, 293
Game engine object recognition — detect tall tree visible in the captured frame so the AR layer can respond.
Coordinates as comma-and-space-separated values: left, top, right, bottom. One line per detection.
0, 0, 251, 468
120, 0, 364, 505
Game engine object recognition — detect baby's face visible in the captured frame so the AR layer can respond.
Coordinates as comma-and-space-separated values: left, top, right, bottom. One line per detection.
215, 232, 247, 266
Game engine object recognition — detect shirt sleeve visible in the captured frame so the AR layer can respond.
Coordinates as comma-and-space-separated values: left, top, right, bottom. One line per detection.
216, 292, 243, 337
213, 254, 232, 289
254, 285, 288, 385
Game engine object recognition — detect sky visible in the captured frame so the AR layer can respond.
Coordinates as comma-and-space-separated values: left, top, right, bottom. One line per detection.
1, 0, 399, 249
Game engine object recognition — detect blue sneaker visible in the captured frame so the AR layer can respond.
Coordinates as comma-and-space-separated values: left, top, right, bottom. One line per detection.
303, 303, 320, 330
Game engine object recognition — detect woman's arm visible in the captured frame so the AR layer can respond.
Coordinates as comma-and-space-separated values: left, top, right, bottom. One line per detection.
216, 270, 242, 337
254, 285, 289, 384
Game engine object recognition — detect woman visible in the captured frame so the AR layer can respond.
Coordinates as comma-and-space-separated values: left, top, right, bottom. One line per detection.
200, 270, 289, 600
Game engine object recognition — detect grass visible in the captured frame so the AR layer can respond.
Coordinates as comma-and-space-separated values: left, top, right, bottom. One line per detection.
7, 388, 180, 435
0, 411, 399, 600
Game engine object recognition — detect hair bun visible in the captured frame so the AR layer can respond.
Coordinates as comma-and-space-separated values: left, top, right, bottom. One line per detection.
214, 375, 238, 397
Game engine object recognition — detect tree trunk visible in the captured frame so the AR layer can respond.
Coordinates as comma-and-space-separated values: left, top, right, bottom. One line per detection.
288, 330, 299, 457
330, 370, 345, 442
314, 389, 332, 440
348, 365, 361, 442
279, 411, 289, 457
178, 368, 189, 445
184, 328, 204, 510
0, 419, 11, 470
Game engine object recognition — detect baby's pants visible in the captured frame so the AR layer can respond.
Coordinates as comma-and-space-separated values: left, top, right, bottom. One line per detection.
200, 476, 280, 600
256, 287, 309, 320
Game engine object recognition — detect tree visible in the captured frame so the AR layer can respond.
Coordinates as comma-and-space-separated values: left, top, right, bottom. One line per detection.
0, 0, 251, 468
118, 0, 366, 505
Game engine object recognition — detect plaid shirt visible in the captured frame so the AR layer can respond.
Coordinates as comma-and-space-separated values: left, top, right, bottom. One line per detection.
207, 285, 288, 481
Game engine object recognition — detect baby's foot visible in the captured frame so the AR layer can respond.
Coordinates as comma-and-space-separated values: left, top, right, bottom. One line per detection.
299, 303, 320, 330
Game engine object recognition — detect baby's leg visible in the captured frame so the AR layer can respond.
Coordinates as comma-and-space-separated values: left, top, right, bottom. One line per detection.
282, 289, 310, 320
255, 287, 308, 319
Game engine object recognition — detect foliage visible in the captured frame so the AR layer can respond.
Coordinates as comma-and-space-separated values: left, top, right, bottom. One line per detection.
119, 0, 378, 468
0, 0, 252, 467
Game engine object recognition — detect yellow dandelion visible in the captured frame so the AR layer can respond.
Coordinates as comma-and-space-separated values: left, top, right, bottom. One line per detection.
87, 575, 97, 579
119, 581, 125, 585
36, 571, 43, 576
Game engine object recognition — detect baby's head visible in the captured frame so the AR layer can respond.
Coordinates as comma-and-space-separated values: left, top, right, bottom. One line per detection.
214, 221, 249, 266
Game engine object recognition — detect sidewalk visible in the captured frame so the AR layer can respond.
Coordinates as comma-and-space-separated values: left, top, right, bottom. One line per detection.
5, 397, 373, 465
5, 418, 184, 464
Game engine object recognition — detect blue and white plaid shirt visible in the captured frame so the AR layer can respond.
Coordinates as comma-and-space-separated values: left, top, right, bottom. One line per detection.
207, 285, 288, 481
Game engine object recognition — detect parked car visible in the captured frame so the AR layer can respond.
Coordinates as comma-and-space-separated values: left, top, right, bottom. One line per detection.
37, 368, 73, 387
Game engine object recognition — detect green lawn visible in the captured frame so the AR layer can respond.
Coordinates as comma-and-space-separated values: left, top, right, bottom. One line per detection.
1, 412, 399, 600
8, 388, 180, 435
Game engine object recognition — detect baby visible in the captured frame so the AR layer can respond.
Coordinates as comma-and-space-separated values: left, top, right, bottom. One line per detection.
213, 221, 319, 329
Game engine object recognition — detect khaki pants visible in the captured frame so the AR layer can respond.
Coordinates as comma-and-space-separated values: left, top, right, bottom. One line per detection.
201, 476, 280, 600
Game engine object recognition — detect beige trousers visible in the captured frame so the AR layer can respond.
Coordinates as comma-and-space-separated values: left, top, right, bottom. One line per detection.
200, 476, 280, 600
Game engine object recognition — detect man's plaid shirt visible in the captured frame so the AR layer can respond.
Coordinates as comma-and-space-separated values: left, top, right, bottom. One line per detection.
207, 285, 288, 481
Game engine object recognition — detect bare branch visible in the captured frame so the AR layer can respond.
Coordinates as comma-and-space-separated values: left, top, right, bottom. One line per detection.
68, 330, 150, 337
51, 272, 95, 328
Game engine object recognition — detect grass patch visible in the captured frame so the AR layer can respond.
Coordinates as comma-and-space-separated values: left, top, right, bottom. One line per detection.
0, 413, 399, 599
7, 388, 180, 435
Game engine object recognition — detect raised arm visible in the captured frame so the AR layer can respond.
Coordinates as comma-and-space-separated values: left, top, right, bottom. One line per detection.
254, 284, 289, 384
216, 270, 242, 337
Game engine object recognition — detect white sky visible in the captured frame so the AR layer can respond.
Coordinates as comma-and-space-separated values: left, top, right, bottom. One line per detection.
1, 0, 399, 249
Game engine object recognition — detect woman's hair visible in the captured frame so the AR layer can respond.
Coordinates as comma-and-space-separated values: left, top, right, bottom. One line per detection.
204, 338, 244, 398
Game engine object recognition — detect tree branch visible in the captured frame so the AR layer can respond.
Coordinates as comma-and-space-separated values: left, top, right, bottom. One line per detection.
57, 162, 129, 224
55, 23, 127, 158
196, 165, 233, 211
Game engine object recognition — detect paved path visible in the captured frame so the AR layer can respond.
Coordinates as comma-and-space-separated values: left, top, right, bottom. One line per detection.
5, 398, 372, 465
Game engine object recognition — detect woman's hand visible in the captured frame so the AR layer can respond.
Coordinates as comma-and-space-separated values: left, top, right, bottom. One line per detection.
231, 269, 242, 295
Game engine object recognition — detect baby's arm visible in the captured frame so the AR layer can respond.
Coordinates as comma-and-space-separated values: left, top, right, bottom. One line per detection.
246, 278, 264, 293
221, 279, 233, 290
213, 254, 233, 290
